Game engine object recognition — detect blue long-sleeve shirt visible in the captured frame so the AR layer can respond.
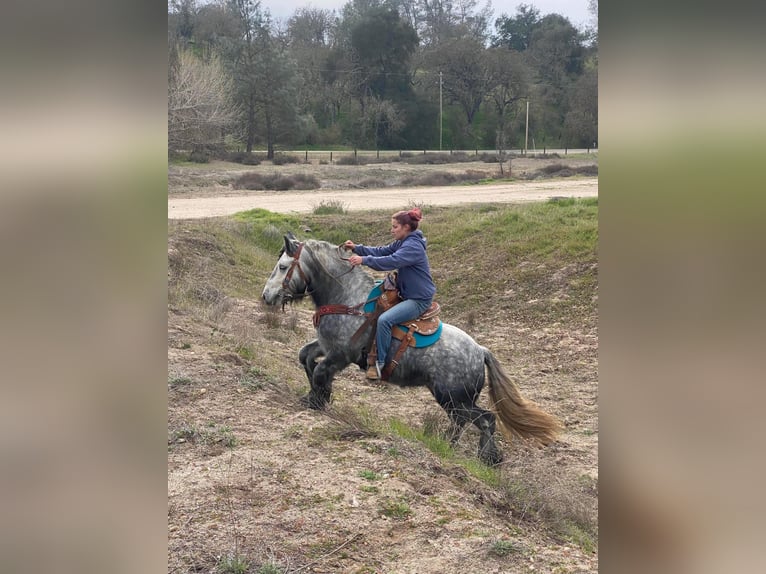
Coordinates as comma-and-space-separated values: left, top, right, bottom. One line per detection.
353, 230, 436, 301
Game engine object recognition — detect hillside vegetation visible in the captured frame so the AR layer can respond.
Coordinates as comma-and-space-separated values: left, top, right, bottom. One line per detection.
168, 199, 598, 573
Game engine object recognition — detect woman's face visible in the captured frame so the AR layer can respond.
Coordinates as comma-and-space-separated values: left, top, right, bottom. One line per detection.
390, 219, 410, 241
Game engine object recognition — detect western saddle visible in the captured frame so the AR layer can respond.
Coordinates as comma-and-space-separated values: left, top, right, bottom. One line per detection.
364, 286, 441, 381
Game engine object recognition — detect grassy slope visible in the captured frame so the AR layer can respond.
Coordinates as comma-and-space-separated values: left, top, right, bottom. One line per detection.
170, 199, 597, 327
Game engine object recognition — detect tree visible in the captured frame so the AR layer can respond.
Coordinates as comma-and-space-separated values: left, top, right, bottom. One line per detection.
486, 47, 530, 165
525, 14, 586, 146
492, 4, 540, 51
168, 49, 238, 153
563, 61, 597, 147
221, 0, 300, 156
434, 35, 494, 146
346, 5, 418, 147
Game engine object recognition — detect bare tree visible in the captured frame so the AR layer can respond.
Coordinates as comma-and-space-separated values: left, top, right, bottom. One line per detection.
486, 47, 530, 173
168, 49, 239, 152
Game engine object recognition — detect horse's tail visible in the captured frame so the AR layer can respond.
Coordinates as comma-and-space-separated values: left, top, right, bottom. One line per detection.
483, 348, 563, 446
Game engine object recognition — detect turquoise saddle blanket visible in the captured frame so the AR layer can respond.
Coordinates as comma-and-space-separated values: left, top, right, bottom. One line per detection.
364, 281, 442, 348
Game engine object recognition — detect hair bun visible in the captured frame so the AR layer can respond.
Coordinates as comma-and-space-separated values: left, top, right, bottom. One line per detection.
408, 207, 422, 221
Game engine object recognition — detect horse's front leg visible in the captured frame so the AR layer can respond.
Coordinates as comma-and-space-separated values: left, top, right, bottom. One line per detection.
298, 339, 324, 385
303, 350, 349, 410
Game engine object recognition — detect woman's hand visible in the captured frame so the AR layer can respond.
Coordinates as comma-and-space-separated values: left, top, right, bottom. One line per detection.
343, 240, 356, 250
348, 255, 363, 266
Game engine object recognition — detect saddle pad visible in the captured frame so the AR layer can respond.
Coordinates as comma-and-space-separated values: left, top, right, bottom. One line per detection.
365, 282, 443, 348
394, 322, 443, 348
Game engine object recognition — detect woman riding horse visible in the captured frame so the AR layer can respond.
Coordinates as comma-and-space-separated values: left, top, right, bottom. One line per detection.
344, 207, 435, 380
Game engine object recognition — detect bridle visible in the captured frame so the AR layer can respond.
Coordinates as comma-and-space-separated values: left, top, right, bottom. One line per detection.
280, 242, 311, 308
279, 241, 364, 316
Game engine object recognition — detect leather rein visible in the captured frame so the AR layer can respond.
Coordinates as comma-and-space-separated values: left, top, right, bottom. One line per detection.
282, 242, 372, 337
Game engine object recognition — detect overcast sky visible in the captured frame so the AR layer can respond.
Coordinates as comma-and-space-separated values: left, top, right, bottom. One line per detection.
263, 1, 595, 30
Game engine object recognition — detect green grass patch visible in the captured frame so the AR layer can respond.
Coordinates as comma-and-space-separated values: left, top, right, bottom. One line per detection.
359, 469, 382, 481
379, 497, 412, 519
490, 539, 521, 557
389, 418, 501, 487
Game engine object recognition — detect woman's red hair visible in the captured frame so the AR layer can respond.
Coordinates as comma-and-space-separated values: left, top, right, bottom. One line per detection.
393, 207, 423, 230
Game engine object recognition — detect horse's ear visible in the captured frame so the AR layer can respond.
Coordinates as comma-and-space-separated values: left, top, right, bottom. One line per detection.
284, 233, 299, 256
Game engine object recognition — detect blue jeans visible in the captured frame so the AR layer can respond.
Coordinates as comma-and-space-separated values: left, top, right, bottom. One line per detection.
376, 298, 432, 367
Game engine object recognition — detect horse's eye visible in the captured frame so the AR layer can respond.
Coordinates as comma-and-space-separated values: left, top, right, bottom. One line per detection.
279, 264, 288, 271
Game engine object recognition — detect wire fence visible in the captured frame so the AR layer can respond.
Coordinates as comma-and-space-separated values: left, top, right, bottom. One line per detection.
287, 147, 598, 164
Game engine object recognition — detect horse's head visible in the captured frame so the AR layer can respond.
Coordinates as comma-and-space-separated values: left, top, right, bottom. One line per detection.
262, 232, 310, 308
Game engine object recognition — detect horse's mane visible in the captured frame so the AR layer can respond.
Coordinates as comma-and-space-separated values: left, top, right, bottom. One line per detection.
303, 239, 360, 280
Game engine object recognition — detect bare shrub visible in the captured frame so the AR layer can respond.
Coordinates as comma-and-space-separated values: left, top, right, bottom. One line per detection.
402, 152, 475, 165
288, 173, 321, 189
540, 163, 570, 174
500, 445, 597, 547
233, 172, 320, 191
207, 296, 233, 323
336, 155, 368, 165
401, 171, 485, 187
233, 172, 266, 190
271, 153, 302, 165
220, 151, 263, 165
358, 178, 386, 188
576, 165, 598, 176
318, 404, 383, 441
188, 149, 210, 163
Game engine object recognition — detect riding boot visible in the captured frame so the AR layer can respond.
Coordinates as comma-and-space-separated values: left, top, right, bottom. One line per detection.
366, 346, 379, 379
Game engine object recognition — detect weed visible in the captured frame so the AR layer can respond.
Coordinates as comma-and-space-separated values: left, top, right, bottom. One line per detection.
359, 469, 382, 481
170, 424, 200, 443
202, 425, 238, 448
218, 553, 249, 574
312, 199, 348, 215
380, 498, 412, 519
168, 376, 193, 387
235, 345, 255, 360
490, 539, 520, 557
256, 561, 285, 574
239, 374, 265, 391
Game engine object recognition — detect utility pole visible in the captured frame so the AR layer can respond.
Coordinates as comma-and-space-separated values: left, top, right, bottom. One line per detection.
439, 71, 443, 151
524, 99, 529, 155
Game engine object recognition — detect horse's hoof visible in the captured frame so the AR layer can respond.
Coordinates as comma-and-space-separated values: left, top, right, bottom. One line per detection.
479, 447, 503, 467
300, 393, 327, 410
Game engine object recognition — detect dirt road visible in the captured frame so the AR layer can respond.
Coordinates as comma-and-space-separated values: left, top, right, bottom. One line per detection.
167, 178, 598, 219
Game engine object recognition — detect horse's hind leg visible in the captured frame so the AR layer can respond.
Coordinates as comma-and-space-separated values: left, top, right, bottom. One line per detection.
473, 407, 502, 465
449, 405, 501, 466
434, 388, 502, 466
299, 339, 324, 385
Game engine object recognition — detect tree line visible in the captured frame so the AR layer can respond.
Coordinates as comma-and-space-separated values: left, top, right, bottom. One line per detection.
168, 0, 598, 159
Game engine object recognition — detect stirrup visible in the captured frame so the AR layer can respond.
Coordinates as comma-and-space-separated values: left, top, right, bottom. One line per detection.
366, 363, 381, 380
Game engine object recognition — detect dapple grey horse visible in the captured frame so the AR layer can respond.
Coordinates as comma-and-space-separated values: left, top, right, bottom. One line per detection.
262, 233, 562, 464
